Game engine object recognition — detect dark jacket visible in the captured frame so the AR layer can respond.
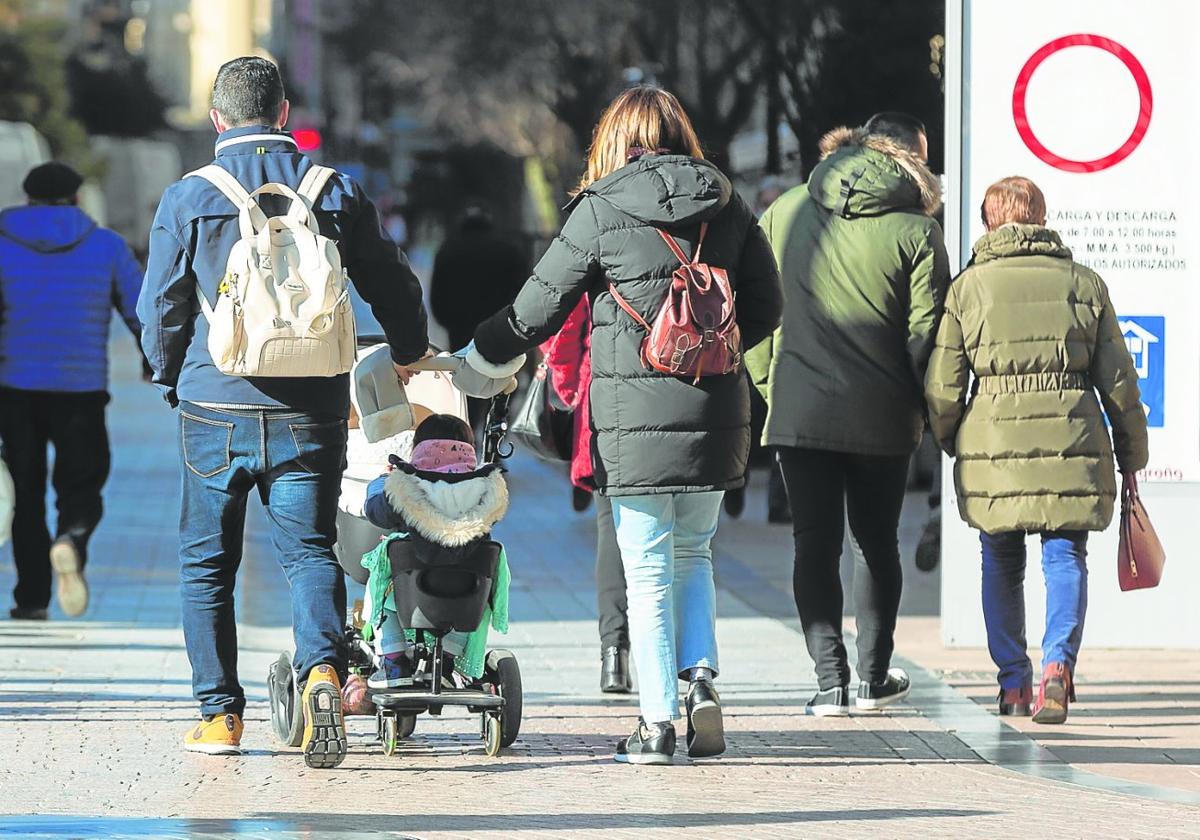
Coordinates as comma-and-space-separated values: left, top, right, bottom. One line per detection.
430, 224, 529, 352
925, 224, 1149, 534
138, 126, 428, 416
745, 127, 951, 456
0, 205, 142, 393
475, 154, 783, 496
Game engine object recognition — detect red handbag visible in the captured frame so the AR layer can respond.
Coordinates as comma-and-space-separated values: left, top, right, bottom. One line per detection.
1117, 476, 1166, 591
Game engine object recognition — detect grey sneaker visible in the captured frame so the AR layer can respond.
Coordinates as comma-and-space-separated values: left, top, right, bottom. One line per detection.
805, 685, 850, 717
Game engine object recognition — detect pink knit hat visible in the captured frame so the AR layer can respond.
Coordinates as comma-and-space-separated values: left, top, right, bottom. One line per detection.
409, 439, 477, 474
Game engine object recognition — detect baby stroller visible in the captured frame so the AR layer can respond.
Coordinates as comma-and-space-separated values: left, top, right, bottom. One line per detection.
267, 342, 521, 758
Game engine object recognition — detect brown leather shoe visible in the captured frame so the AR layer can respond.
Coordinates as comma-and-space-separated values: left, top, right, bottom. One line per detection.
998, 685, 1033, 716
1032, 662, 1072, 724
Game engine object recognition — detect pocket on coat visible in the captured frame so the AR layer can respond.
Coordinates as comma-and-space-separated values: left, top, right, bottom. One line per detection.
181, 412, 234, 478
288, 419, 347, 475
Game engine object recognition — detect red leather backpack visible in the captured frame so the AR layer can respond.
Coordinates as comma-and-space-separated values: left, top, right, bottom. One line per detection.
608, 222, 741, 383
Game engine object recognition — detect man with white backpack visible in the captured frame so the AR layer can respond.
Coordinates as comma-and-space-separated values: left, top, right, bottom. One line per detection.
139, 57, 428, 768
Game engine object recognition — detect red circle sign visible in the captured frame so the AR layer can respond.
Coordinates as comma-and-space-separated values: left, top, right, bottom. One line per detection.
1012, 33, 1153, 173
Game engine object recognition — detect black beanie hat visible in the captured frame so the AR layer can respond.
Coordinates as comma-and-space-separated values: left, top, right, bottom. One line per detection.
23, 162, 83, 201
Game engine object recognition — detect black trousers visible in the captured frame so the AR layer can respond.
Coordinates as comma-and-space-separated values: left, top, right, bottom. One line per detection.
594, 493, 628, 650
776, 446, 909, 690
0, 387, 111, 609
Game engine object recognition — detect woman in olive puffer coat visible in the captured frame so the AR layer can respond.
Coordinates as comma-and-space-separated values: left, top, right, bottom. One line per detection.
475, 86, 782, 764
925, 176, 1148, 725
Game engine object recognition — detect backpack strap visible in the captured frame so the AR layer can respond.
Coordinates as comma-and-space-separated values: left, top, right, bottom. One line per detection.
186, 165, 252, 208
656, 222, 708, 266
608, 284, 653, 333
185, 165, 258, 239
297, 164, 336, 207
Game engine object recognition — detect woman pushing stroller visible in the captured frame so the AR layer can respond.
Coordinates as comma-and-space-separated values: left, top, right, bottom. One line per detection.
472, 86, 783, 764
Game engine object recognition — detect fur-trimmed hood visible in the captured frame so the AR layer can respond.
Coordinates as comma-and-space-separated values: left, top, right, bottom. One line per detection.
809, 126, 941, 217
383, 467, 508, 548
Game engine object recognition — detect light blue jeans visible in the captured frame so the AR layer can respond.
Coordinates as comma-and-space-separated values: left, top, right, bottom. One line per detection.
980, 530, 1089, 690
610, 491, 723, 723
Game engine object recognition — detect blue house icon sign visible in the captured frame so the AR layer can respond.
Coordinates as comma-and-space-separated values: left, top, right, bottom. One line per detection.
1118, 316, 1165, 428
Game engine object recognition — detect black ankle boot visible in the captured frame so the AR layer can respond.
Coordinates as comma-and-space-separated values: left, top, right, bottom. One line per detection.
601, 646, 632, 694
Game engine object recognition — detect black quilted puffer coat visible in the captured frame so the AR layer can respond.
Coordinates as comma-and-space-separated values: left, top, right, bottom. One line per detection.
475, 154, 782, 495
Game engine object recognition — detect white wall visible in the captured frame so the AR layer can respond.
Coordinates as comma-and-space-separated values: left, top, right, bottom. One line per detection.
942, 0, 1199, 648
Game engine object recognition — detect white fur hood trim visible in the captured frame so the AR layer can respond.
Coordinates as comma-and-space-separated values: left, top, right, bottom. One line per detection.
383, 468, 509, 547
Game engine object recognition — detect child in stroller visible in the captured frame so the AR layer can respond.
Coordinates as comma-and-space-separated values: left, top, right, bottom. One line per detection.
267, 344, 522, 758
360, 412, 508, 691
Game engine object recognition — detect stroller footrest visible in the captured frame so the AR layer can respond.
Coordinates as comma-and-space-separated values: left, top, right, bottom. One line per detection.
372, 689, 503, 710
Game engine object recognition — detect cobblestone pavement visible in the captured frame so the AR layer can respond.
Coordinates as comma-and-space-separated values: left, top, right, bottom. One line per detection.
1, 345, 1199, 839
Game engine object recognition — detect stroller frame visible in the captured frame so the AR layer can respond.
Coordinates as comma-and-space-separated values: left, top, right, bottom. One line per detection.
267, 374, 521, 758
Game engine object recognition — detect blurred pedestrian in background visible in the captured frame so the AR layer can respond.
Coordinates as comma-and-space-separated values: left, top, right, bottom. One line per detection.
473, 86, 782, 764
540, 296, 631, 694
139, 56, 428, 765
925, 176, 1148, 724
747, 113, 950, 717
0, 162, 144, 621
431, 205, 530, 427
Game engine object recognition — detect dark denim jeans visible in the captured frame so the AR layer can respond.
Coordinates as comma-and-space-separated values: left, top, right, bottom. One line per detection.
979, 530, 1088, 691
178, 402, 347, 717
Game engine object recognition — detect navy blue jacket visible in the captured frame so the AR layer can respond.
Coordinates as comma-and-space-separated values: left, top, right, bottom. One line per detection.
138, 126, 428, 415
0, 204, 142, 393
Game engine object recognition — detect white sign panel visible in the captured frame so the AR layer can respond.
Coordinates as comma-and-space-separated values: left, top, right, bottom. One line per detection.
943, 0, 1199, 647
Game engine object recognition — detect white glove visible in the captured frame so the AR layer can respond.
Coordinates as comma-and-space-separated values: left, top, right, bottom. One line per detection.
460, 340, 526, 378
449, 341, 525, 399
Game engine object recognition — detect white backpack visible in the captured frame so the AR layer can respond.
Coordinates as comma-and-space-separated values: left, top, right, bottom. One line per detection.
185, 164, 356, 378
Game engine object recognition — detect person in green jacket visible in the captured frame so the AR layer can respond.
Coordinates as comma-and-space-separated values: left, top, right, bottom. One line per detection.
925, 176, 1148, 724
746, 113, 950, 717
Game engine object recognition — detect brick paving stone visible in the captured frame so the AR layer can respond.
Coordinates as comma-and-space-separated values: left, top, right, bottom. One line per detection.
0, 342, 1198, 838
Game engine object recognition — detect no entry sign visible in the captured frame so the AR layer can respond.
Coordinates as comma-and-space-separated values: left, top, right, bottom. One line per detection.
1012, 34, 1154, 172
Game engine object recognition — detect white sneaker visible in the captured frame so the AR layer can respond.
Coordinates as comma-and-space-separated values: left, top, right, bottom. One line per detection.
50, 538, 88, 617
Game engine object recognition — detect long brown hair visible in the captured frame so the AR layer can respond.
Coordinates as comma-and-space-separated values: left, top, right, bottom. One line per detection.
575, 86, 704, 195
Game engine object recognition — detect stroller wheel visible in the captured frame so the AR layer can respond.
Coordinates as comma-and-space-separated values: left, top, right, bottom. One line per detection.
268, 653, 305, 747
486, 649, 522, 748
483, 713, 502, 757
379, 711, 400, 756
398, 713, 417, 740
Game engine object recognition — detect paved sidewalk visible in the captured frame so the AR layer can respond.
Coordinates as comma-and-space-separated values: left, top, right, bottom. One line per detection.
1, 343, 1199, 839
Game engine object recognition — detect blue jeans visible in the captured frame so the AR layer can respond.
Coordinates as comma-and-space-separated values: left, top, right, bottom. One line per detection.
610, 491, 722, 724
980, 530, 1088, 691
178, 402, 347, 717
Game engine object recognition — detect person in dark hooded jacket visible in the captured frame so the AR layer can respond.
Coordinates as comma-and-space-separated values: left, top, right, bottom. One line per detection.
745, 113, 950, 718
475, 86, 782, 765
0, 162, 144, 621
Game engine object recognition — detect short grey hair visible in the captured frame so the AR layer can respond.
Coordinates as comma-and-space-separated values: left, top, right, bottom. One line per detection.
211, 56, 285, 126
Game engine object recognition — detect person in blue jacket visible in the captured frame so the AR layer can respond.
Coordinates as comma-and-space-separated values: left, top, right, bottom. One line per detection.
0, 162, 144, 622
138, 56, 428, 767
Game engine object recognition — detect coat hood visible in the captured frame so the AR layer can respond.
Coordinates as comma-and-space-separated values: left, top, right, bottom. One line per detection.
383, 467, 508, 548
578, 154, 732, 226
808, 127, 941, 218
0, 205, 96, 253
972, 223, 1072, 264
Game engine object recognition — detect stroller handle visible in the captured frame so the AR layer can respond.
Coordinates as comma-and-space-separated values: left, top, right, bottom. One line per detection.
407, 354, 461, 373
